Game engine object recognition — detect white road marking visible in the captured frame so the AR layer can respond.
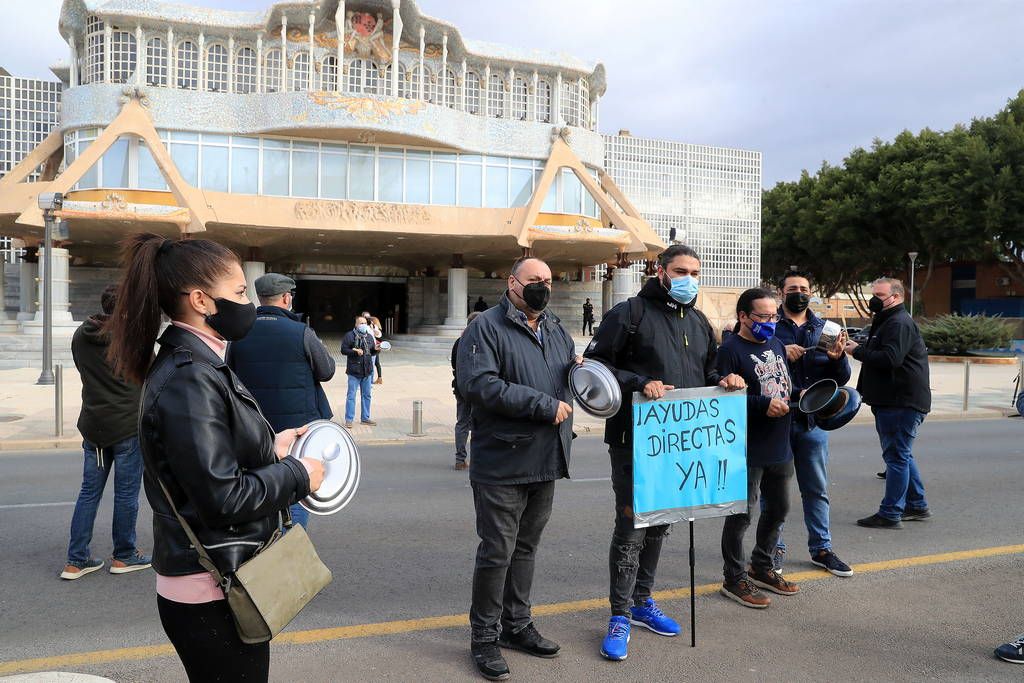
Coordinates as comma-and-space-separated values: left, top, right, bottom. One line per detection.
0, 501, 76, 509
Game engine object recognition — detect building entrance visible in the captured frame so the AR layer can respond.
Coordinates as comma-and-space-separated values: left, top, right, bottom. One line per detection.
293, 276, 408, 336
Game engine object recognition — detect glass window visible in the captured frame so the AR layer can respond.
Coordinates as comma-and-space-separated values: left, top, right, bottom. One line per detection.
349, 150, 374, 201
100, 138, 130, 187
292, 145, 318, 197
537, 79, 552, 123
262, 147, 289, 196
432, 161, 456, 205
146, 37, 168, 87
583, 185, 598, 218
320, 150, 347, 199
200, 144, 228, 192
291, 52, 309, 91
206, 44, 228, 92
443, 68, 458, 108
485, 164, 508, 208
465, 71, 481, 114
378, 155, 403, 202
365, 61, 380, 94
176, 41, 199, 90
137, 140, 167, 190
562, 169, 582, 214
231, 146, 258, 194
170, 140, 198, 186
320, 56, 338, 91
459, 162, 482, 208
512, 77, 528, 120
406, 153, 430, 204
109, 31, 137, 84
234, 47, 257, 93
487, 74, 505, 118
85, 16, 105, 85
263, 49, 281, 93
541, 171, 557, 212
347, 59, 365, 93
510, 167, 533, 207
385, 62, 406, 97
78, 135, 99, 188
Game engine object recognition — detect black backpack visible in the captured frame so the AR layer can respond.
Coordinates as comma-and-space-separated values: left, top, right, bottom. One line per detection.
625, 296, 715, 349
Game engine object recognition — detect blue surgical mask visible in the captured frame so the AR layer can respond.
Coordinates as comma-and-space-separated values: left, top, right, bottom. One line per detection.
357, 323, 370, 334
667, 275, 699, 304
749, 320, 776, 342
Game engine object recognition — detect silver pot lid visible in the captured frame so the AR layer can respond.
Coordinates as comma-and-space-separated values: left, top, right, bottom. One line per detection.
290, 420, 361, 516
568, 360, 622, 419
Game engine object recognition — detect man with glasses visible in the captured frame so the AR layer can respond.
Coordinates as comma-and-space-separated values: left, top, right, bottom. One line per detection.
772, 270, 853, 577
844, 277, 931, 529
227, 273, 336, 529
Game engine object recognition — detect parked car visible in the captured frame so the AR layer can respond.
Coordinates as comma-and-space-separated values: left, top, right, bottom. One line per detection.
850, 324, 871, 344
843, 326, 862, 337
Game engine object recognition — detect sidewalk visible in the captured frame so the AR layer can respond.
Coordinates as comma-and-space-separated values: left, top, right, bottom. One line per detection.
0, 350, 1018, 451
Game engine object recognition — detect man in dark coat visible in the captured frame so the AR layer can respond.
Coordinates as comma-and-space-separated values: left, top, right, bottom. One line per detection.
582, 298, 595, 335
341, 315, 378, 429
228, 273, 335, 528
62, 284, 151, 580
845, 277, 931, 529
456, 257, 579, 681
451, 311, 482, 471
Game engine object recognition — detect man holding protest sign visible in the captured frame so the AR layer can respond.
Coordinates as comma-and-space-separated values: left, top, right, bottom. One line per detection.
716, 288, 802, 608
772, 270, 854, 577
456, 257, 580, 681
585, 244, 746, 661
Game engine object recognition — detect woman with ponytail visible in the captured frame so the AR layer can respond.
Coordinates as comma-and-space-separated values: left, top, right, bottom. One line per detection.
106, 233, 324, 681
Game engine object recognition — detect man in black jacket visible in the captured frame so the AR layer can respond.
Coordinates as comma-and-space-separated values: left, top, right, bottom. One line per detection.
228, 273, 335, 528
62, 285, 151, 580
340, 316, 378, 429
845, 277, 931, 529
584, 244, 745, 660
456, 257, 578, 681
451, 311, 482, 471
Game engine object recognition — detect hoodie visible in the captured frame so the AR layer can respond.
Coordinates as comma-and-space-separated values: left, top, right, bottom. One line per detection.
71, 315, 142, 448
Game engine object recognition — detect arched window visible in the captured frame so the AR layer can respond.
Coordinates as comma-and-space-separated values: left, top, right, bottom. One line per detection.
511, 77, 528, 120
84, 16, 105, 84
205, 44, 228, 92
347, 58, 365, 93
291, 52, 309, 91
443, 68, 458, 108
487, 74, 505, 118
364, 61, 380, 94
465, 71, 481, 114
320, 55, 338, 91
536, 78, 552, 123
234, 47, 256, 93
409, 64, 434, 102
110, 31, 137, 84
263, 49, 281, 92
385, 62, 407, 97
579, 79, 591, 129
145, 37, 167, 87
176, 40, 199, 90
560, 79, 577, 126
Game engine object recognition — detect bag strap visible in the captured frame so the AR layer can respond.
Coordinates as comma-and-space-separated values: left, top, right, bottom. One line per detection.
626, 297, 644, 336
154, 477, 230, 589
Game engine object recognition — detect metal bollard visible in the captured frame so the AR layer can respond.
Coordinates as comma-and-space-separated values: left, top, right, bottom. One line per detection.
410, 400, 425, 437
962, 358, 970, 413
55, 363, 64, 437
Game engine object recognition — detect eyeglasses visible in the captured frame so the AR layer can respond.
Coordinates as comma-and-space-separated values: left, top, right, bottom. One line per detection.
749, 312, 780, 323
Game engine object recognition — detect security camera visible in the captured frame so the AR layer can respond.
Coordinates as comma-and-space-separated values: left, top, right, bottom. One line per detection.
37, 192, 64, 210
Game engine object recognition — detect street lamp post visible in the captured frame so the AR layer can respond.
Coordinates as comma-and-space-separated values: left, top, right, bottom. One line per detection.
908, 251, 919, 318
35, 192, 63, 386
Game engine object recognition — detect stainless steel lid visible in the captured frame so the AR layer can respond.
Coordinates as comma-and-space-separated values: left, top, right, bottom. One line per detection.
568, 360, 622, 419
290, 420, 361, 516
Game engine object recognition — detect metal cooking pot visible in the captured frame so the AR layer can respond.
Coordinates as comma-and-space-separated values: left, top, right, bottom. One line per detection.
795, 378, 863, 431
289, 420, 361, 516
568, 360, 622, 419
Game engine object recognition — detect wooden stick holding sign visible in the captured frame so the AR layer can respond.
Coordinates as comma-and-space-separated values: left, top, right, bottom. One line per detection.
632, 386, 748, 647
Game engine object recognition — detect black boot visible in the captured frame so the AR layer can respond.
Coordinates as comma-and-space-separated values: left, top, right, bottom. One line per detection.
497, 623, 561, 658
471, 641, 510, 681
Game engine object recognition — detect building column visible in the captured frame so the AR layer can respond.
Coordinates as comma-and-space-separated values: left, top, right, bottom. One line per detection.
280, 15, 288, 90
17, 251, 37, 322
554, 71, 563, 125
103, 24, 112, 83
135, 25, 144, 85
168, 27, 176, 89
444, 255, 468, 327
242, 259, 266, 303
308, 11, 316, 90
256, 33, 263, 93
460, 59, 467, 111
389, 0, 400, 96
592, 95, 600, 131
422, 273, 441, 326
0, 259, 10, 323
228, 34, 235, 93
611, 259, 632, 308
69, 35, 78, 87
601, 273, 613, 316
417, 25, 425, 101
530, 70, 538, 122
440, 33, 448, 106
23, 247, 76, 335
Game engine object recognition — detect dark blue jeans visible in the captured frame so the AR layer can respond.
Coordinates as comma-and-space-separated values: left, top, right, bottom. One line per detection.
776, 422, 832, 555
66, 436, 143, 566
873, 407, 928, 520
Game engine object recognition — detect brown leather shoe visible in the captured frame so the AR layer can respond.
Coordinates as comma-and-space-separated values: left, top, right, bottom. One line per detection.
454, 461, 469, 470
720, 577, 771, 608
749, 567, 800, 595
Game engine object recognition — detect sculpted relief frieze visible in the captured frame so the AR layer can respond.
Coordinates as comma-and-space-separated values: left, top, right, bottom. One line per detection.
294, 200, 431, 225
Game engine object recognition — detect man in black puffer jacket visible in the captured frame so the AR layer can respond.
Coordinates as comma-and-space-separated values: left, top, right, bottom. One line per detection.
456, 257, 578, 681
61, 285, 151, 580
845, 277, 931, 529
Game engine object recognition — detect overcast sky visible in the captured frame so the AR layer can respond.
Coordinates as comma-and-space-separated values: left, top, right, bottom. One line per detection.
4, 0, 1021, 186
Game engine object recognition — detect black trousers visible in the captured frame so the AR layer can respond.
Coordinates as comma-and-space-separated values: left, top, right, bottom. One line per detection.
469, 480, 555, 643
608, 446, 670, 616
720, 460, 794, 583
158, 596, 269, 682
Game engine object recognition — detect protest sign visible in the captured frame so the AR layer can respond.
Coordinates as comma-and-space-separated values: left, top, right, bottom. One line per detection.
632, 386, 747, 528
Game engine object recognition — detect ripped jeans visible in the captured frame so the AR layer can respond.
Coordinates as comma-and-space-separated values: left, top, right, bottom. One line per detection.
609, 446, 672, 617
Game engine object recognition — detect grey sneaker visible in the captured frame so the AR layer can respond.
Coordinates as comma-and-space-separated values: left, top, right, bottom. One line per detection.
110, 550, 152, 575
60, 558, 104, 580
771, 546, 785, 574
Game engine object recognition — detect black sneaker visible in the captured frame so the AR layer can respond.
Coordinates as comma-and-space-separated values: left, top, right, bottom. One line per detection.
995, 633, 1024, 664
856, 513, 902, 529
902, 507, 932, 521
771, 546, 785, 574
498, 623, 560, 658
810, 549, 854, 577
876, 471, 886, 479
471, 641, 510, 681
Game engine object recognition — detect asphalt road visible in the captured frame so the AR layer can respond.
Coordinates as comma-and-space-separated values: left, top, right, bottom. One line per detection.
0, 419, 1022, 682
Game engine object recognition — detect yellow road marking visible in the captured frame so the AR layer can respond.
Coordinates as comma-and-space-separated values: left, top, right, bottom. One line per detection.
2, 543, 1022, 675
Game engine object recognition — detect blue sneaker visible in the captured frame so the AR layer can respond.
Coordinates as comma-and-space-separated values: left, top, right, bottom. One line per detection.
109, 550, 152, 575
629, 598, 681, 636
600, 616, 630, 661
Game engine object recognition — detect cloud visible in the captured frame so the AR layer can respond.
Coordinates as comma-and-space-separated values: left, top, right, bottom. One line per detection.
4, 0, 1021, 186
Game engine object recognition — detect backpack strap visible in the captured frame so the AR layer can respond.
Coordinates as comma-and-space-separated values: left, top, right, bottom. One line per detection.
626, 297, 644, 336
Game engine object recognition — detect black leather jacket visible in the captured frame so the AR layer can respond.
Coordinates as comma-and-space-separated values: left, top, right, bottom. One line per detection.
140, 325, 312, 577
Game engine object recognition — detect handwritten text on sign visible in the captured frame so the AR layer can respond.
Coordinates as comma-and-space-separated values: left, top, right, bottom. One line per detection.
631, 387, 748, 527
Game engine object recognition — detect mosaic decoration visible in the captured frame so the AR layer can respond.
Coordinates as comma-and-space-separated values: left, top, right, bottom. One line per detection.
344, 11, 392, 64
294, 200, 432, 224
307, 92, 426, 122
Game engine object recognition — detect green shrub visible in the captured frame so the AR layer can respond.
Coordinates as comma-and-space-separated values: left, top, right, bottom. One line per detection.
919, 314, 1013, 355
